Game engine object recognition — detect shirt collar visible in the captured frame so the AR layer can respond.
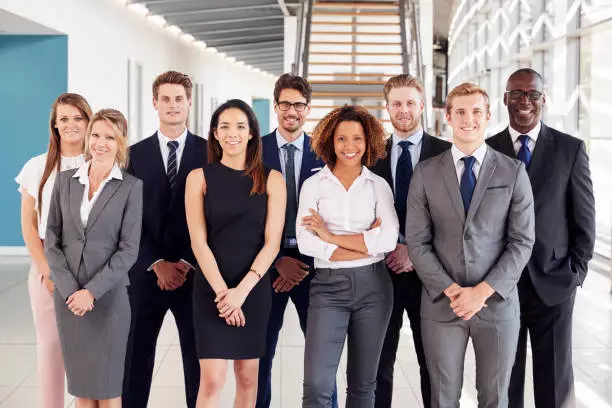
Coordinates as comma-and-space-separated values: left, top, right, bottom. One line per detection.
158, 128, 188, 148
451, 142, 488, 167
508, 121, 541, 144
392, 127, 424, 148
319, 164, 376, 183
275, 129, 304, 151
73, 161, 124, 184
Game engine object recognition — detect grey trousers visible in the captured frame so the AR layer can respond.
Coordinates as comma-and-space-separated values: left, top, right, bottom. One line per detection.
421, 314, 520, 408
303, 261, 393, 408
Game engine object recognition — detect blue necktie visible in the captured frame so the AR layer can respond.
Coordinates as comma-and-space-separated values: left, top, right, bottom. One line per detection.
517, 134, 532, 168
167, 140, 179, 191
460, 156, 476, 214
395, 140, 413, 235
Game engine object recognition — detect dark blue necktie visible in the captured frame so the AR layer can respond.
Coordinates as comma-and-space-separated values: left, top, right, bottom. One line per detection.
167, 140, 179, 191
283, 144, 298, 240
517, 134, 532, 168
460, 156, 476, 214
395, 140, 413, 235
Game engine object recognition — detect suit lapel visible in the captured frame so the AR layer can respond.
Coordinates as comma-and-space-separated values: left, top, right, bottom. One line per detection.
494, 129, 517, 159
86, 178, 122, 233
441, 151, 466, 224
178, 132, 198, 181
149, 132, 169, 183
419, 132, 433, 162
465, 148, 497, 226
527, 123, 555, 190
379, 139, 393, 188
69, 176, 85, 233
262, 131, 282, 172
299, 134, 316, 192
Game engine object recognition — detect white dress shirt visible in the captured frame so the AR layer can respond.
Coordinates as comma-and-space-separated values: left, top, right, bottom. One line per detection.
15, 153, 85, 239
390, 127, 424, 191
275, 130, 304, 197
158, 128, 188, 172
508, 121, 541, 155
451, 142, 488, 182
296, 165, 399, 269
73, 161, 123, 227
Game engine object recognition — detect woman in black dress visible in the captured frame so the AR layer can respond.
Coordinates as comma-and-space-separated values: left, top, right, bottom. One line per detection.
185, 99, 286, 407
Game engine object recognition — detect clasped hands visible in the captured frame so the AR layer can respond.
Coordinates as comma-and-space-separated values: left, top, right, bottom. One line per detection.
67, 289, 95, 316
152, 260, 192, 290
443, 282, 494, 320
215, 287, 248, 328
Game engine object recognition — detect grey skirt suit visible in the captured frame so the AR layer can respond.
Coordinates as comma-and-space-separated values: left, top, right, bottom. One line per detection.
45, 168, 142, 399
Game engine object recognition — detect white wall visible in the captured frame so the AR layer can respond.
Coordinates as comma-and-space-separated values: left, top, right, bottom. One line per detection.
1, 0, 277, 140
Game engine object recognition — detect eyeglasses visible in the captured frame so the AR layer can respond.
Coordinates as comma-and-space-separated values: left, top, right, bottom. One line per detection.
505, 90, 543, 101
276, 101, 308, 112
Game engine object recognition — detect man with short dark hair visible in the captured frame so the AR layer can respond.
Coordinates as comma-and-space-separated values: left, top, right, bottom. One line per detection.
487, 68, 596, 408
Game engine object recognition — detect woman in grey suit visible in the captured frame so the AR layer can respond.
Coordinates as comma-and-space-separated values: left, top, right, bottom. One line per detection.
45, 109, 143, 408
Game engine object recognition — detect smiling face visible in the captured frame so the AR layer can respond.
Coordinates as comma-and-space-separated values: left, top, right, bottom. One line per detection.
386, 86, 424, 136
88, 120, 119, 164
504, 72, 545, 134
55, 104, 88, 147
333, 120, 366, 169
214, 107, 252, 158
153, 83, 191, 128
274, 88, 310, 135
446, 93, 491, 150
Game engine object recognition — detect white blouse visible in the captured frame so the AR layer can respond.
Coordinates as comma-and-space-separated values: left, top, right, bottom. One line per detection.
15, 153, 85, 239
296, 165, 399, 269
73, 161, 123, 227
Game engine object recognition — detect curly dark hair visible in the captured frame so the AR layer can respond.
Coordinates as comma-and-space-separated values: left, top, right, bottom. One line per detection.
311, 105, 387, 167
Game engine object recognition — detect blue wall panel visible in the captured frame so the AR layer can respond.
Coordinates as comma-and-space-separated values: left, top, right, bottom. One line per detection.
252, 98, 271, 136
0, 35, 68, 246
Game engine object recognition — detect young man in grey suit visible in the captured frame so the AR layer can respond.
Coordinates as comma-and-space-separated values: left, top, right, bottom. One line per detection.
405, 83, 535, 408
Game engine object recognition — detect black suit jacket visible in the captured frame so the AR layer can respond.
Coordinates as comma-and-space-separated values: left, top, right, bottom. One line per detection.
487, 123, 595, 306
370, 132, 451, 232
127, 131, 208, 276
261, 130, 324, 262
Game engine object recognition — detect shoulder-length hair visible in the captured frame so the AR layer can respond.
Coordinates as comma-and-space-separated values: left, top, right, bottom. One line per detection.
311, 105, 387, 168
85, 109, 130, 169
207, 99, 266, 195
39, 93, 93, 214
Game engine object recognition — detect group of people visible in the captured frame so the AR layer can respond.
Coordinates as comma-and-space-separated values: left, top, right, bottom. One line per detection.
16, 68, 595, 408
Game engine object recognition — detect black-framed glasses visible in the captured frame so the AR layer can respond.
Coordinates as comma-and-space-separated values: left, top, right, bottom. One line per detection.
505, 90, 543, 101
276, 101, 308, 112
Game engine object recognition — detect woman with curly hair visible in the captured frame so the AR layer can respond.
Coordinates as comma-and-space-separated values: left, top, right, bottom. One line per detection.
296, 106, 399, 408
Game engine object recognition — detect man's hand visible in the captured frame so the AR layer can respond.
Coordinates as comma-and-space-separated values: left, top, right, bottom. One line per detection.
176, 260, 193, 275
449, 283, 493, 320
274, 256, 309, 293
67, 289, 94, 316
444, 283, 463, 301
152, 261, 186, 290
385, 243, 414, 274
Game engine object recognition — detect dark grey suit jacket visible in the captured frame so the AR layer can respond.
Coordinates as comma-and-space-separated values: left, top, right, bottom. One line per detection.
405, 147, 535, 322
45, 168, 143, 300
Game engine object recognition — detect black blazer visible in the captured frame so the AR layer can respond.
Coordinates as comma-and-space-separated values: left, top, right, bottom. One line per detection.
487, 123, 595, 306
370, 132, 451, 230
127, 131, 208, 276
261, 130, 324, 261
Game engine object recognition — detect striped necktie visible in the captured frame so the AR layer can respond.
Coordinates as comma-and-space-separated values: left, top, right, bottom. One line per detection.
167, 140, 179, 191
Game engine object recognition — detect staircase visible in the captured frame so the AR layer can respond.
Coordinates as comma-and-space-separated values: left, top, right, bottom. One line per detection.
296, 0, 409, 133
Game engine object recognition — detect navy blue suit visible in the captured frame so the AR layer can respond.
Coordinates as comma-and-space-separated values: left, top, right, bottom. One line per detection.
257, 131, 337, 408
123, 131, 207, 408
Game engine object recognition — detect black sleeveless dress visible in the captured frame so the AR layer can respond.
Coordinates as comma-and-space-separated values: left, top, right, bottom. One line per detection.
192, 162, 272, 359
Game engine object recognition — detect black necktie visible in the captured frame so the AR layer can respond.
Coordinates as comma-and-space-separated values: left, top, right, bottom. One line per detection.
395, 140, 413, 235
517, 134, 532, 168
283, 144, 297, 241
167, 140, 179, 191
460, 156, 477, 214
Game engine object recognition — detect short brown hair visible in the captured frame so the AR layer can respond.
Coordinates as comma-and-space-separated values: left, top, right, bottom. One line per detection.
445, 83, 490, 114
273, 73, 312, 103
311, 105, 387, 167
85, 109, 130, 169
383, 74, 425, 102
152, 70, 193, 100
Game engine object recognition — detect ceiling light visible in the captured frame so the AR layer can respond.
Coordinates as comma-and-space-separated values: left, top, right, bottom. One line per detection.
147, 14, 166, 28
166, 25, 182, 36
205, 47, 218, 54
127, 3, 149, 16
180, 33, 195, 43
226, 56, 236, 63
195, 41, 207, 50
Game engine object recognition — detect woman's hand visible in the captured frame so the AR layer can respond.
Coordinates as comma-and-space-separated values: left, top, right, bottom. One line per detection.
301, 209, 334, 243
67, 289, 94, 316
42, 275, 55, 295
215, 287, 248, 319
224, 308, 246, 327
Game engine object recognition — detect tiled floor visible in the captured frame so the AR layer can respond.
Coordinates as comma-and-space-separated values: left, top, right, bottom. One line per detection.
0, 257, 611, 407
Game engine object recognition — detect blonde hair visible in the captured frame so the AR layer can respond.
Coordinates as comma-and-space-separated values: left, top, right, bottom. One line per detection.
85, 109, 130, 168
383, 74, 426, 102
446, 83, 490, 114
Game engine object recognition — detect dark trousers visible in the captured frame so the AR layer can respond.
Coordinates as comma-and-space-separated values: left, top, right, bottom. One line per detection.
303, 261, 393, 408
122, 270, 200, 408
509, 274, 576, 408
376, 272, 430, 408
256, 249, 338, 408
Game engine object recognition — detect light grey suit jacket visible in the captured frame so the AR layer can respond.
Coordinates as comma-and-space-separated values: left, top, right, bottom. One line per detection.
45, 168, 143, 301
405, 147, 535, 322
